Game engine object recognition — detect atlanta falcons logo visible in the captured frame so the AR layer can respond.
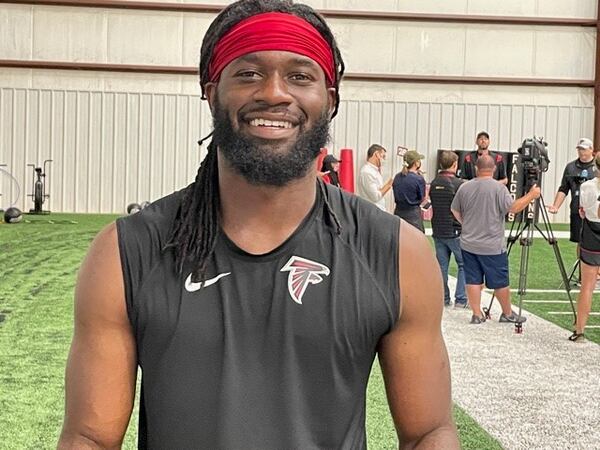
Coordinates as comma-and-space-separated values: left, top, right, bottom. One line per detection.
280, 256, 330, 305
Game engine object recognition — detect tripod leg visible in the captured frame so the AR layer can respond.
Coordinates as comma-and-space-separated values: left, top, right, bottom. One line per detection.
537, 194, 578, 324
562, 258, 580, 289
512, 223, 534, 333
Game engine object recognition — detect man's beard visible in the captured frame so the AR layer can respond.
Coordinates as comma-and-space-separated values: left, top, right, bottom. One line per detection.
211, 102, 331, 187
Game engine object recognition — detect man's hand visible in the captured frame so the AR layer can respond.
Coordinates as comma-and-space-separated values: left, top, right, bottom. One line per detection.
547, 191, 566, 214
529, 184, 541, 199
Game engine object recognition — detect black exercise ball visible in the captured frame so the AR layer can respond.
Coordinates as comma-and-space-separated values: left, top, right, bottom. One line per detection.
126, 203, 142, 215
4, 207, 23, 224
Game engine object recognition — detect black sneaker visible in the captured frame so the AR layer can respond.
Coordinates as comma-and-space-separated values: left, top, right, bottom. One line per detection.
568, 332, 586, 342
470, 315, 486, 324
454, 301, 468, 309
499, 312, 527, 323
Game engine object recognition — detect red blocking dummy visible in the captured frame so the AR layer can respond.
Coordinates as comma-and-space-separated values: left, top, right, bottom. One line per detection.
339, 148, 354, 193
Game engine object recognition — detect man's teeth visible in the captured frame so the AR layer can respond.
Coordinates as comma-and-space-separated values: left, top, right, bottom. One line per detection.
249, 118, 293, 129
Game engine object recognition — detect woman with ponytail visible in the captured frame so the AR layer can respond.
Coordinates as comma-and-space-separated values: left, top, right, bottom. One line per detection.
392, 150, 427, 232
572, 152, 600, 341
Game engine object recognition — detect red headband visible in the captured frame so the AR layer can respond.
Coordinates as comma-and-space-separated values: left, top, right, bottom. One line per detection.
208, 12, 335, 86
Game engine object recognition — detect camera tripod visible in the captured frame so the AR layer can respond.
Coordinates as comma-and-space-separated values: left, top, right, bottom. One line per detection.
482, 193, 577, 333
560, 258, 581, 289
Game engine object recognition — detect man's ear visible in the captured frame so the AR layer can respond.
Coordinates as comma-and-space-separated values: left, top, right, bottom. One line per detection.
326, 87, 336, 119
204, 82, 218, 114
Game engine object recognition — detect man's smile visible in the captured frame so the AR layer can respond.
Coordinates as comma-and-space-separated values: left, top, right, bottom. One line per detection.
241, 113, 301, 140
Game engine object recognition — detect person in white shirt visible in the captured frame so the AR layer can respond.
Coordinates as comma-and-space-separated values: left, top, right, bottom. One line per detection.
357, 144, 393, 211
573, 152, 600, 342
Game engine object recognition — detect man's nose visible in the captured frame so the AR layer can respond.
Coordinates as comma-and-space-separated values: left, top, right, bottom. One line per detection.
254, 74, 293, 105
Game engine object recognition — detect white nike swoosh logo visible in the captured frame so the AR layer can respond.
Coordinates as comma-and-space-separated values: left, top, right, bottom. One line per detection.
185, 272, 231, 292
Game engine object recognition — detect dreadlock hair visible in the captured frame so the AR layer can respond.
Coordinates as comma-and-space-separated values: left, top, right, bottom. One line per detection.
166, 0, 345, 283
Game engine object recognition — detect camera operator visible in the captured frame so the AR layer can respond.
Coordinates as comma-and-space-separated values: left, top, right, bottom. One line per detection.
460, 131, 508, 185
547, 138, 596, 243
451, 155, 541, 324
570, 153, 600, 342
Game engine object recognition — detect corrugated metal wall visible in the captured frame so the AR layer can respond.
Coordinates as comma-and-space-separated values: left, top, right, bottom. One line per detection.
0, 87, 593, 221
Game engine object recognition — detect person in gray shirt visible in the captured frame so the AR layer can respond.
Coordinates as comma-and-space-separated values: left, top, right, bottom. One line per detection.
451, 155, 541, 324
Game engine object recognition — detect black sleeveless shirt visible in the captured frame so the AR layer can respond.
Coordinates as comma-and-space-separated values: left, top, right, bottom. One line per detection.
116, 182, 400, 449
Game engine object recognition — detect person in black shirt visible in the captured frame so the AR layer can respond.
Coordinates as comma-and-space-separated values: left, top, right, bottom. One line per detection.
320, 153, 341, 187
58, 1, 459, 449
392, 150, 426, 232
460, 131, 508, 185
548, 138, 596, 242
430, 151, 467, 307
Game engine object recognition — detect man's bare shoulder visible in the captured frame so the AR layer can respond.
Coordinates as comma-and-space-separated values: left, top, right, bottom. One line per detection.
75, 222, 127, 326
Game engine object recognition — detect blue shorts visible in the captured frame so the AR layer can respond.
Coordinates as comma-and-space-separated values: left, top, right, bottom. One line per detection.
462, 250, 509, 289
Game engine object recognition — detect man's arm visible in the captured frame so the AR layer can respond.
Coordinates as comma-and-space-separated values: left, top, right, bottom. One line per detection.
58, 223, 137, 449
548, 165, 571, 213
509, 184, 541, 214
547, 192, 566, 214
381, 177, 393, 196
378, 222, 459, 449
451, 208, 462, 224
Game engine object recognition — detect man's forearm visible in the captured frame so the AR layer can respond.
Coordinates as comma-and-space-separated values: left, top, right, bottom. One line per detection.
510, 192, 537, 214
380, 179, 393, 196
451, 209, 462, 224
400, 424, 460, 450
552, 191, 567, 209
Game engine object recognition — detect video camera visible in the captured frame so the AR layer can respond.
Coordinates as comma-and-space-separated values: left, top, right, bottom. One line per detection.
517, 136, 550, 189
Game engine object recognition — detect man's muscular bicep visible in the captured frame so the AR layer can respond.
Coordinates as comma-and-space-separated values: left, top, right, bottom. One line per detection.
59, 223, 137, 449
378, 221, 458, 448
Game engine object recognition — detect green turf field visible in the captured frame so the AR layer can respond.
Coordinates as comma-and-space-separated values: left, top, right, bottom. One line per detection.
2, 213, 501, 448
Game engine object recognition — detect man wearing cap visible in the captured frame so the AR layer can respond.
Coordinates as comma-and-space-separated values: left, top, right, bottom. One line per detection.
548, 138, 597, 243
392, 150, 427, 232
357, 144, 394, 211
452, 155, 541, 324
460, 131, 508, 185
58, 1, 458, 449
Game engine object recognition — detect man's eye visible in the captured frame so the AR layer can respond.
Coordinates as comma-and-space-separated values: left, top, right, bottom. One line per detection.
290, 73, 311, 81
237, 71, 260, 78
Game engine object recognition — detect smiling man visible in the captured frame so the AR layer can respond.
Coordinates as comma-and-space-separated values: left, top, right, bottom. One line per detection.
58, 1, 458, 449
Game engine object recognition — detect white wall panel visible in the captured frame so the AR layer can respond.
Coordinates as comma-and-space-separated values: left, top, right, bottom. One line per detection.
393, 24, 466, 75
182, 15, 213, 67
32, 7, 107, 62
464, 27, 535, 77
468, 0, 536, 16
0, 5, 32, 60
534, 28, 596, 79
107, 10, 184, 65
